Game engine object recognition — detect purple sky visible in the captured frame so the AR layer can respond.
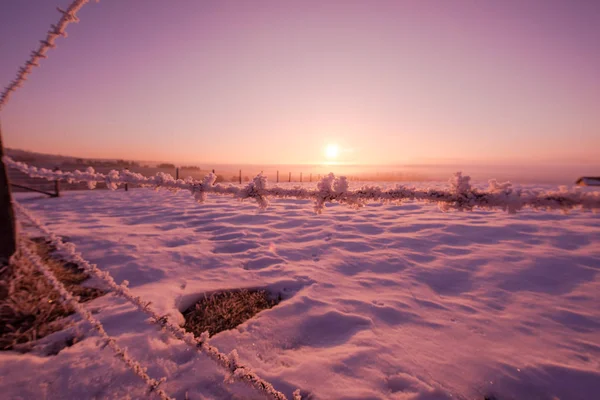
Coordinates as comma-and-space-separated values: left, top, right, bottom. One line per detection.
1, 0, 599, 166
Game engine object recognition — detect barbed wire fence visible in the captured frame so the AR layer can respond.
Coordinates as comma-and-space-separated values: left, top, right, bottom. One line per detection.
0, 1, 301, 398
14, 201, 298, 400
9, 161, 598, 399
0, 0, 98, 109
1, 0, 99, 261
6, 156, 600, 214
1, 1, 599, 399
14, 240, 173, 400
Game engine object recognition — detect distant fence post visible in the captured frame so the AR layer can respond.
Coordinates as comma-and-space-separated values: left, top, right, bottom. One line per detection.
0, 125, 17, 263
300, 172, 303, 182
310, 173, 312, 182
176, 167, 179, 180
276, 170, 279, 183
239, 169, 242, 184
289, 172, 291, 182
53, 167, 60, 197
124, 167, 129, 191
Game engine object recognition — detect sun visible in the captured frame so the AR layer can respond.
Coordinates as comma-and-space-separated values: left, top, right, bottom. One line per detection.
325, 144, 339, 160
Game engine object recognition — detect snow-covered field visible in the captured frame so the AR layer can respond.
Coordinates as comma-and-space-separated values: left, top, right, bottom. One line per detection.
3, 184, 600, 400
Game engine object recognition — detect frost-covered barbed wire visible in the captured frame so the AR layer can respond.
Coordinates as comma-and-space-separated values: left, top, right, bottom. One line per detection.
6, 157, 600, 213
14, 241, 173, 400
14, 201, 298, 400
0, 0, 97, 110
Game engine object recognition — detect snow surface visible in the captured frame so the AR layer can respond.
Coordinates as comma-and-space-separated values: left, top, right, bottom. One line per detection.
3, 184, 600, 400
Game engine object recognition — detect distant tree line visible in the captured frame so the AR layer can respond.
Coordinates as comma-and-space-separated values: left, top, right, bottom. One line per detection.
181, 165, 200, 171
156, 164, 201, 170
157, 163, 176, 169
12, 155, 36, 162
65, 158, 141, 168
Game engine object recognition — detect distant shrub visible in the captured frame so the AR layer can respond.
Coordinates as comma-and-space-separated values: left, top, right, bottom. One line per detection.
214, 174, 226, 183
115, 159, 139, 167
181, 165, 200, 171
157, 163, 176, 169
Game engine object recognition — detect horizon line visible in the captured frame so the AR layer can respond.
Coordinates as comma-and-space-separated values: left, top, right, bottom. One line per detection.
6, 147, 600, 169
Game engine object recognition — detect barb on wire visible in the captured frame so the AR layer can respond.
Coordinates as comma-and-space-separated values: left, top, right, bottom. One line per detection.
15, 201, 295, 400
0, 0, 97, 110
6, 156, 600, 214
14, 241, 173, 400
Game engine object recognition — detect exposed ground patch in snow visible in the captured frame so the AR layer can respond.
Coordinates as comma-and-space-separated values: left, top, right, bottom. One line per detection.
3, 185, 599, 400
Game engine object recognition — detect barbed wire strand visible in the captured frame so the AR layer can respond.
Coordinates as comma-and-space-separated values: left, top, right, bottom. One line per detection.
14, 241, 173, 400
0, 0, 97, 110
14, 201, 299, 400
6, 156, 600, 214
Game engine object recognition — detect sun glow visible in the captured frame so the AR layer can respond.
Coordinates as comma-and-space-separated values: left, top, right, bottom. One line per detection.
325, 144, 340, 160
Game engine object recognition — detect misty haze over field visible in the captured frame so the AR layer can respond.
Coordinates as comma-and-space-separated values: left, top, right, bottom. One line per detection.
7, 147, 597, 185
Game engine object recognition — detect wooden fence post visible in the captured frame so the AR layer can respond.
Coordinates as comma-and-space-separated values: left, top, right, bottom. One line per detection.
276, 170, 279, 183
310, 173, 312, 182
289, 172, 291, 182
54, 166, 60, 197
300, 172, 302, 182
0, 125, 17, 263
176, 167, 179, 180
239, 169, 242, 184
124, 167, 129, 191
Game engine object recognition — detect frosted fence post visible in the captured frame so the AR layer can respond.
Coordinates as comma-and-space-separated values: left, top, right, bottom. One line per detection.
124, 167, 129, 191
53, 166, 60, 197
0, 125, 17, 263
